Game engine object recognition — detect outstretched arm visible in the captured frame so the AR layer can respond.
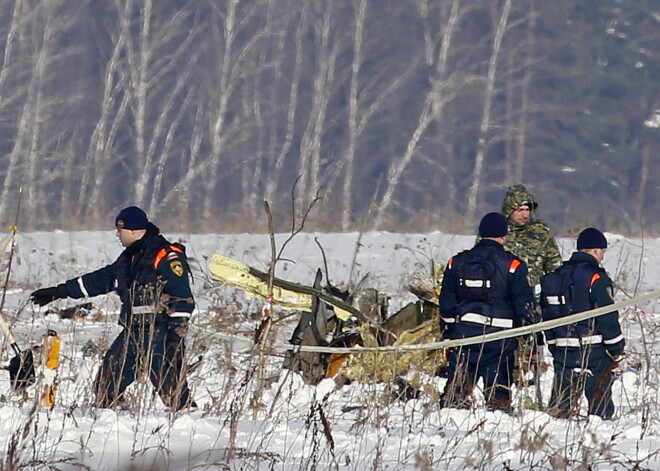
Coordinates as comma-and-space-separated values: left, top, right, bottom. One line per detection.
31, 262, 118, 307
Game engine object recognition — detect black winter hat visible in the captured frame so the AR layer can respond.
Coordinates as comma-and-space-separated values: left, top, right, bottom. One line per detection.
479, 212, 508, 238
115, 206, 149, 230
577, 227, 607, 250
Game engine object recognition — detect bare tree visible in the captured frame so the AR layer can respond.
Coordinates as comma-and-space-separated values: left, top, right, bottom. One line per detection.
371, 0, 465, 230
127, 2, 198, 212
514, 0, 536, 184
297, 3, 338, 215
340, 0, 368, 230
334, 0, 409, 231
81, 3, 132, 224
240, 2, 284, 218
263, 4, 308, 208
640, 101, 659, 225
0, 1, 81, 227
0, 0, 26, 222
0, 0, 656, 233
466, 0, 512, 220
201, 0, 267, 222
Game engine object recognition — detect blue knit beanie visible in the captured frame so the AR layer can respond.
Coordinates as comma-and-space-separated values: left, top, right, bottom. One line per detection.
115, 206, 149, 230
479, 212, 508, 238
577, 227, 607, 249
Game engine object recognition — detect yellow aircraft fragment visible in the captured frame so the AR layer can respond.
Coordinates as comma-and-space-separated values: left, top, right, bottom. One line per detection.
208, 253, 354, 320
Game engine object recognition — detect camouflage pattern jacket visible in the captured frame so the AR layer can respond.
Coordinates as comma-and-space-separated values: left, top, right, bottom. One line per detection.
501, 184, 562, 292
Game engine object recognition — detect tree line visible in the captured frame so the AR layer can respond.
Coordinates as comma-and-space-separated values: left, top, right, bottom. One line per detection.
0, 0, 657, 235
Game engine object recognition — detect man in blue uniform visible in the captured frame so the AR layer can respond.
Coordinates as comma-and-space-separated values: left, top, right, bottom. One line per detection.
541, 228, 624, 419
439, 212, 536, 412
31, 206, 195, 411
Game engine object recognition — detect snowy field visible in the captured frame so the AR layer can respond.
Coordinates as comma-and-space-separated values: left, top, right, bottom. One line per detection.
1, 229, 660, 470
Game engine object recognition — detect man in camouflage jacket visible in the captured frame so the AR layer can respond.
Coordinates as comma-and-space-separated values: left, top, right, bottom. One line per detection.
501, 184, 562, 296
500, 184, 562, 386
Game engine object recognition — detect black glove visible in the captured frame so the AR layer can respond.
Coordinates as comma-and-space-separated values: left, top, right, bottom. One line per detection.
31, 284, 68, 307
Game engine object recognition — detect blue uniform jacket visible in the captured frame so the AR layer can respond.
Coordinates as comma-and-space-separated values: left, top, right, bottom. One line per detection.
543, 251, 624, 357
440, 239, 536, 344
64, 223, 194, 327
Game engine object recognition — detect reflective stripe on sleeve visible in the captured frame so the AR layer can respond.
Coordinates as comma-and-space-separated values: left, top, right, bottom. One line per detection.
154, 249, 168, 270
603, 333, 624, 345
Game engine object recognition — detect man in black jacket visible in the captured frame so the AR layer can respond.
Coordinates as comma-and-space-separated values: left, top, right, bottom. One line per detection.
439, 212, 536, 412
541, 227, 624, 419
31, 206, 195, 411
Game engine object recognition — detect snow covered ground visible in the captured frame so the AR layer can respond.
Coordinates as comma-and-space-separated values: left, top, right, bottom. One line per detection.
1, 229, 660, 470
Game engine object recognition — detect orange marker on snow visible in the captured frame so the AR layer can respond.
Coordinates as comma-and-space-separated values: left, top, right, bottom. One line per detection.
42, 329, 60, 407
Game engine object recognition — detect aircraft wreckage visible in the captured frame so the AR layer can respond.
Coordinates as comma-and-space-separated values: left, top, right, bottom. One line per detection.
208, 253, 448, 392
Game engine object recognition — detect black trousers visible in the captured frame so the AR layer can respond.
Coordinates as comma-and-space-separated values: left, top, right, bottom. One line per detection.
549, 345, 614, 419
95, 320, 193, 411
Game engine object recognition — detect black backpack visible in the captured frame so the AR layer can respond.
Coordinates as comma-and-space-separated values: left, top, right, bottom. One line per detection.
456, 250, 500, 304
540, 266, 575, 320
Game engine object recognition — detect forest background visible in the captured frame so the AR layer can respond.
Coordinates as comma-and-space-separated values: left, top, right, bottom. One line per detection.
0, 0, 658, 236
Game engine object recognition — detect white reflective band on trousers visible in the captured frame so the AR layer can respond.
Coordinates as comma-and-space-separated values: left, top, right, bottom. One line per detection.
271, 289, 660, 355
132, 306, 154, 314
132, 305, 190, 318
460, 312, 513, 329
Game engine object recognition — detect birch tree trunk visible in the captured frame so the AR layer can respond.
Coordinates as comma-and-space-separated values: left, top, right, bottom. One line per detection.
147, 78, 197, 217
83, 3, 132, 224
202, 0, 239, 222
515, 0, 535, 184
156, 100, 206, 215
466, 0, 512, 221
298, 4, 337, 215
371, 0, 462, 230
0, 0, 27, 221
131, 0, 153, 208
24, 6, 51, 228
637, 131, 650, 225
340, 0, 368, 231
264, 4, 308, 205
4, 1, 55, 227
